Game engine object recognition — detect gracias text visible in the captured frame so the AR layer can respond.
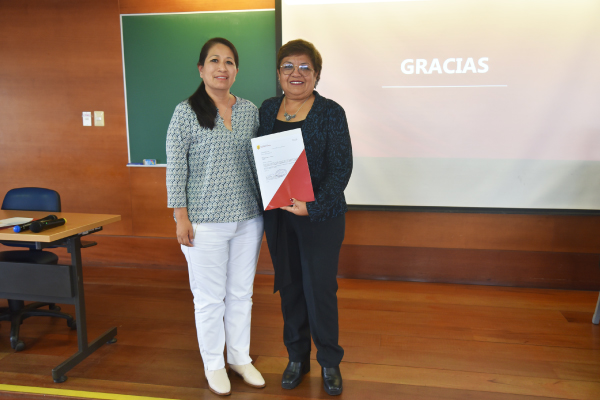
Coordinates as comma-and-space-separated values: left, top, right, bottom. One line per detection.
401, 57, 489, 74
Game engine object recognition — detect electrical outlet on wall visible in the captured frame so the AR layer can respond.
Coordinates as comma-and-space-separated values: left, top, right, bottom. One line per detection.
94, 111, 104, 126
82, 112, 92, 126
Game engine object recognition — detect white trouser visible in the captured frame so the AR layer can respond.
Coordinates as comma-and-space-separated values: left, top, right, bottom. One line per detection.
181, 215, 263, 371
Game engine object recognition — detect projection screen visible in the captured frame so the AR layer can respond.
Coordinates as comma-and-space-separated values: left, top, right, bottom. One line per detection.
281, 0, 600, 209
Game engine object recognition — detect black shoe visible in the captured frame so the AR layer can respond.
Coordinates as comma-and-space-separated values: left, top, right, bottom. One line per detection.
322, 366, 343, 396
281, 358, 310, 389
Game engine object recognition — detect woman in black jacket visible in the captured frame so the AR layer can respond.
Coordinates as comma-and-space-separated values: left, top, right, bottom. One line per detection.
257, 39, 352, 396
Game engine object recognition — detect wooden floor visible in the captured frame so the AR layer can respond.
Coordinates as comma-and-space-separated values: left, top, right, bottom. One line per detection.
0, 266, 599, 400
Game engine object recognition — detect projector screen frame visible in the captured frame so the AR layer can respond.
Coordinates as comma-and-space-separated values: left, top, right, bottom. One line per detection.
347, 204, 600, 216
275, 0, 600, 216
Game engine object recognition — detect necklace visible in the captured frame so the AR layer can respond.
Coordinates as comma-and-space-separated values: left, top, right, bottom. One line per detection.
283, 96, 309, 121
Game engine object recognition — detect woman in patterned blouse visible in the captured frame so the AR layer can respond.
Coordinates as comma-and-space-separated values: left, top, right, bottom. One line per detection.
257, 39, 353, 396
166, 37, 265, 396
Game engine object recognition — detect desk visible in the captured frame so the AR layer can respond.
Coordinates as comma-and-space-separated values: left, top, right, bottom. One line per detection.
0, 211, 120, 382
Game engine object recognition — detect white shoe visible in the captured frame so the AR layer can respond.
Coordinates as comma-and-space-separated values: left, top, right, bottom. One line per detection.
205, 368, 231, 396
229, 363, 266, 388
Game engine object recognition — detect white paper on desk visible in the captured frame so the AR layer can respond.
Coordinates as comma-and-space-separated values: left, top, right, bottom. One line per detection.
0, 217, 33, 228
251, 128, 314, 210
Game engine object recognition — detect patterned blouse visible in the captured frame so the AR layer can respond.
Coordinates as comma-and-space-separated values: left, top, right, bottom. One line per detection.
166, 97, 262, 223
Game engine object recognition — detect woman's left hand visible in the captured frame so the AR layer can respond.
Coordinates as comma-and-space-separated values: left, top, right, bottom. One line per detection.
280, 198, 309, 216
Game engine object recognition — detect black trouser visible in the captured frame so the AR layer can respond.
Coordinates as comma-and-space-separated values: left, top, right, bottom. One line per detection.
279, 212, 345, 367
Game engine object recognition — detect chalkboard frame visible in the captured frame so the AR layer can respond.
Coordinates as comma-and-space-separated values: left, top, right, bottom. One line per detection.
120, 10, 277, 165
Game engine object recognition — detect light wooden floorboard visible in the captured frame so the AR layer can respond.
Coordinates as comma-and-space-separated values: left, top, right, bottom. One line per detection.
1, 266, 598, 400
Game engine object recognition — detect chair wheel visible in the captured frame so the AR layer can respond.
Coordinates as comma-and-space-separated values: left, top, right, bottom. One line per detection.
107, 337, 117, 344
68, 320, 77, 330
13, 340, 25, 352
54, 375, 68, 383
49, 305, 61, 311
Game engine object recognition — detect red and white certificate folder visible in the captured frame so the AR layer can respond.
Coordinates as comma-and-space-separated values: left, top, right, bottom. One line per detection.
251, 128, 314, 210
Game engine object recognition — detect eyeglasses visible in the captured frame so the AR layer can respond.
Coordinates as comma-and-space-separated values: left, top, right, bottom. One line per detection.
279, 63, 313, 76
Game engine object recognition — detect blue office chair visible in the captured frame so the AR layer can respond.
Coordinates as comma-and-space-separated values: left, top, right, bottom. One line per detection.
0, 187, 75, 351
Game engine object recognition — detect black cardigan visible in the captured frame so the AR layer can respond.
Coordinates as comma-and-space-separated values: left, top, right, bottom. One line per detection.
257, 91, 353, 222
258, 91, 353, 292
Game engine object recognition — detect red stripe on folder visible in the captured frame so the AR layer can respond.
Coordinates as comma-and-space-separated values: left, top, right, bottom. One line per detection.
266, 149, 315, 210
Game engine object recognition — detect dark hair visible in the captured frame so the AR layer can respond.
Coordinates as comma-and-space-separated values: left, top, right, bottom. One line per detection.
189, 37, 239, 129
277, 39, 322, 87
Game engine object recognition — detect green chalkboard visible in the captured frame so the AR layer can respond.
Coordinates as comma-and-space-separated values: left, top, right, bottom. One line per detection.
121, 11, 276, 164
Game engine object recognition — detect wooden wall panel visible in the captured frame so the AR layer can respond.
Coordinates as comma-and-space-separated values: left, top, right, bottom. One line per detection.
1, 0, 599, 290
338, 245, 600, 290
126, 168, 600, 254
59, 236, 187, 269
129, 167, 175, 237
345, 211, 600, 253
0, 237, 271, 273
2, 239, 597, 290
0, 0, 132, 236
119, 0, 275, 14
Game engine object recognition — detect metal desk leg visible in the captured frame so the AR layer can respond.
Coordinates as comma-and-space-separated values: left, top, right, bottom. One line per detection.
593, 292, 600, 325
51, 236, 117, 383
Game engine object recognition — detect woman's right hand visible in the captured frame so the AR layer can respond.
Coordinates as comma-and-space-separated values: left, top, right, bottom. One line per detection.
174, 208, 194, 247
